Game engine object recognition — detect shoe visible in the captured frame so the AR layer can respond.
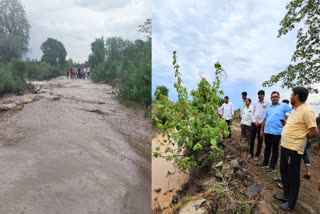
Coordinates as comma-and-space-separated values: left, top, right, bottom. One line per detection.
247, 154, 253, 159
279, 202, 294, 212
273, 193, 288, 202
253, 156, 259, 161
258, 163, 268, 168
304, 174, 311, 179
265, 167, 276, 173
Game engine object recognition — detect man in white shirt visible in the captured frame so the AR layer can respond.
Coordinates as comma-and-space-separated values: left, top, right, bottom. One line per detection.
241, 98, 253, 143
218, 96, 234, 138
240, 92, 248, 140
249, 90, 270, 159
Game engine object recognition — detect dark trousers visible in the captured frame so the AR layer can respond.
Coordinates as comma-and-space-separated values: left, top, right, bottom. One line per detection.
280, 146, 302, 209
302, 139, 311, 166
249, 123, 263, 157
263, 134, 281, 169
225, 120, 231, 138
241, 124, 251, 142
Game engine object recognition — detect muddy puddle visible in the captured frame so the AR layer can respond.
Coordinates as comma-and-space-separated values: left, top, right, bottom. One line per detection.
152, 134, 189, 211
0, 77, 151, 214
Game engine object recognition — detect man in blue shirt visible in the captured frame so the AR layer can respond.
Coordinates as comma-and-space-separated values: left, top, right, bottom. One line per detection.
259, 91, 292, 173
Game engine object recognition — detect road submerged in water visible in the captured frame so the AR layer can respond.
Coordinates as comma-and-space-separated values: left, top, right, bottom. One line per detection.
0, 77, 151, 214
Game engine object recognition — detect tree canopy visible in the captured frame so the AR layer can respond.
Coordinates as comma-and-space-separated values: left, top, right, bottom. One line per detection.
40, 38, 67, 67
262, 0, 320, 93
88, 38, 105, 68
0, 0, 30, 61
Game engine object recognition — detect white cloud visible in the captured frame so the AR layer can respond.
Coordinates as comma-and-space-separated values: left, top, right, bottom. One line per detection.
152, 0, 310, 107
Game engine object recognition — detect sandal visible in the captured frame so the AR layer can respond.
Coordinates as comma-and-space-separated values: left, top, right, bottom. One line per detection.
247, 154, 252, 159
253, 157, 259, 161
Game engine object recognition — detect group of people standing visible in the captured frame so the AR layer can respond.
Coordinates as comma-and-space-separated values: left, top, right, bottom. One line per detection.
65, 66, 90, 79
218, 87, 320, 212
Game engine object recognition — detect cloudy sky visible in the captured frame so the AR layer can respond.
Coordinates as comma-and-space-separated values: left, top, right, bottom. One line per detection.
152, 0, 320, 114
21, 0, 151, 63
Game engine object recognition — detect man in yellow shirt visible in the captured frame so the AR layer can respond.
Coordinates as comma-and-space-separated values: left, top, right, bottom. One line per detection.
273, 87, 318, 212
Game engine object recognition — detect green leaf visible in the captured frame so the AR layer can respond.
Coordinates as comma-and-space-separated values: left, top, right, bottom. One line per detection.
193, 143, 203, 151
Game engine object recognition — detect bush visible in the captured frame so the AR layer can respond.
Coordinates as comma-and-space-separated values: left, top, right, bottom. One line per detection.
90, 63, 109, 82
152, 51, 228, 172
0, 61, 29, 95
24, 61, 60, 80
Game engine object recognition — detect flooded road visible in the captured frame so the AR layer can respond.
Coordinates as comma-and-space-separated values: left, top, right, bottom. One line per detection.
0, 77, 151, 214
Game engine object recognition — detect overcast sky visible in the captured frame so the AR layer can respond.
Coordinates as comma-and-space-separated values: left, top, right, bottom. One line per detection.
152, 0, 320, 115
21, 0, 151, 63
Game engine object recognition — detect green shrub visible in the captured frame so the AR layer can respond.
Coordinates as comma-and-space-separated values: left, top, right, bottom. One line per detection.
0, 62, 28, 95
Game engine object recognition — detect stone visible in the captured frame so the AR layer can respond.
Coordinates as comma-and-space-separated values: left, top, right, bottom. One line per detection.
229, 158, 240, 171
0, 103, 16, 111
257, 200, 275, 214
245, 184, 263, 199
154, 188, 161, 193
194, 178, 216, 187
179, 198, 208, 214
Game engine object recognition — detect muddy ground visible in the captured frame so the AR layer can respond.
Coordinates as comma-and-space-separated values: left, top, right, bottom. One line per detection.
152, 123, 320, 214
0, 77, 152, 214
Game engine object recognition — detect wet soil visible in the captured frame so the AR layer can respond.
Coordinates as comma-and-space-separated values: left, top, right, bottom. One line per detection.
0, 77, 151, 214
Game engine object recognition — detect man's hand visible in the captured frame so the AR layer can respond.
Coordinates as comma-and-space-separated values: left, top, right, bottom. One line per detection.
260, 130, 264, 137
255, 121, 260, 126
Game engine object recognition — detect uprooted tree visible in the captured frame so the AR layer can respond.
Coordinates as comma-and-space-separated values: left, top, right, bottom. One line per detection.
262, 0, 320, 93
152, 51, 229, 172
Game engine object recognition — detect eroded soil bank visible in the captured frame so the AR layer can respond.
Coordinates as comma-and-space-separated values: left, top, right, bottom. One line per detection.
0, 77, 151, 214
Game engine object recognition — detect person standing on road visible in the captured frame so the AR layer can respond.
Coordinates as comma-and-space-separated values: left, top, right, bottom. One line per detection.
240, 91, 248, 141
248, 90, 270, 160
218, 96, 234, 139
259, 91, 292, 173
240, 98, 253, 144
273, 87, 318, 212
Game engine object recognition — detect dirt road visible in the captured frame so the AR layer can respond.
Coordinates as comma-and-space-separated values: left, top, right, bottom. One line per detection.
0, 77, 151, 214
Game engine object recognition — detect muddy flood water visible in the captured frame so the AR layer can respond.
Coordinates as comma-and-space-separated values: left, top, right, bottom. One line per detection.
0, 77, 151, 214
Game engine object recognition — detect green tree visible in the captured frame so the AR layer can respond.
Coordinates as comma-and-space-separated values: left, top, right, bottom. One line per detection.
40, 38, 67, 67
0, 0, 30, 61
263, 0, 320, 93
152, 51, 227, 171
154, 85, 169, 100
138, 18, 151, 39
88, 38, 105, 68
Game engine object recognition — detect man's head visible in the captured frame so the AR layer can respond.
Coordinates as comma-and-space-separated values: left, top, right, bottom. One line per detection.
245, 98, 251, 106
270, 91, 280, 105
224, 96, 229, 104
241, 91, 247, 100
282, 99, 289, 104
257, 90, 265, 102
290, 87, 309, 107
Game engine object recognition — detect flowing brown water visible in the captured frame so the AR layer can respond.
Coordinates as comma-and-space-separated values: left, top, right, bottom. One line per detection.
0, 77, 151, 214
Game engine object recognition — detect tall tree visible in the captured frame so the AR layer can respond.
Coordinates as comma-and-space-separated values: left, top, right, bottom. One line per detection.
0, 0, 30, 60
88, 38, 105, 68
40, 38, 67, 67
263, 0, 320, 93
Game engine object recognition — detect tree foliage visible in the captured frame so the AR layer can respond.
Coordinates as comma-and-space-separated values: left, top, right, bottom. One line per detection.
40, 38, 67, 68
0, 0, 30, 61
152, 51, 228, 171
154, 85, 169, 100
88, 38, 105, 69
262, 0, 320, 93
90, 18, 152, 109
